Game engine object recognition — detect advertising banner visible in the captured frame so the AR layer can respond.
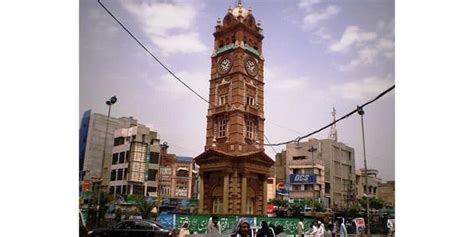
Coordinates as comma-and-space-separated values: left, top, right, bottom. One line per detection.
276, 182, 289, 196
353, 217, 366, 234
289, 174, 316, 183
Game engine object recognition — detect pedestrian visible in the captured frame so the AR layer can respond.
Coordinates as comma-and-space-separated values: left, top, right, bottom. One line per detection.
207, 215, 221, 234
316, 222, 325, 237
297, 217, 305, 237
387, 219, 395, 237
323, 224, 332, 237
339, 219, 347, 237
257, 221, 274, 237
178, 221, 190, 237
306, 222, 317, 236
230, 218, 251, 237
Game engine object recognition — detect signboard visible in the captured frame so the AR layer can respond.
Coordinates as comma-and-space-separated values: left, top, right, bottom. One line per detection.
289, 174, 316, 183
353, 217, 366, 234
276, 182, 289, 196
82, 179, 91, 192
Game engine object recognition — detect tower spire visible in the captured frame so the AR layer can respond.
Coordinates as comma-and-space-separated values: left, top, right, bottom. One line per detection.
329, 106, 338, 141
237, 0, 242, 6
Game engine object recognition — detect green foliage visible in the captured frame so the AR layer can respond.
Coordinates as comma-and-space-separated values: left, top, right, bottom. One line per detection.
135, 196, 161, 219
357, 197, 386, 210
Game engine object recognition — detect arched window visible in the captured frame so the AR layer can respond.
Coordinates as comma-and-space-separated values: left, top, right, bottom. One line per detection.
213, 198, 223, 213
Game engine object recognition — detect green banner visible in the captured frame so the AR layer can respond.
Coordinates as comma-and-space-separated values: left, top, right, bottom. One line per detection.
256, 217, 312, 235
175, 214, 237, 234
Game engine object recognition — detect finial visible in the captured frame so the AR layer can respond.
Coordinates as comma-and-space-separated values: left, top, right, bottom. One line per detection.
238, 0, 242, 6
217, 17, 221, 24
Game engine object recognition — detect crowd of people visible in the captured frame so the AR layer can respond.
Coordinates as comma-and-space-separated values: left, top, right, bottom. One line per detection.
175, 215, 394, 237
298, 217, 347, 237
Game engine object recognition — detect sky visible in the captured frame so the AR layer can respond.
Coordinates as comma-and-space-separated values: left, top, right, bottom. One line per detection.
80, 0, 395, 181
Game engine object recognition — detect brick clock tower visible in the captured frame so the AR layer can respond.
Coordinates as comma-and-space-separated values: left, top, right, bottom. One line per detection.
195, 2, 274, 215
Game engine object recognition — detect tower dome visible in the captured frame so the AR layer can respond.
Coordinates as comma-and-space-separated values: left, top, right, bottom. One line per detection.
230, 4, 250, 19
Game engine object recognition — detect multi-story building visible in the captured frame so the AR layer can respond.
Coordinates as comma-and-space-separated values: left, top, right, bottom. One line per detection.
377, 180, 395, 208
284, 142, 325, 202
275, 137, 356, 210
79, 111, 138, 191
355, 169, 382, 199
107, 124, 162, 197
158, 155, 193, 199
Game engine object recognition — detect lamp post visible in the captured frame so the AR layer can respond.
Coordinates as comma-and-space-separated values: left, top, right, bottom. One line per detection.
96, 95, 117, 227
357, 106, 370, 236
308, 146, 318, 208
156, 142, 168, 214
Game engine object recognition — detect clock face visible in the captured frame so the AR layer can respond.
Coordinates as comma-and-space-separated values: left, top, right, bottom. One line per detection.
218, 58, 232, 74
245, 59, 257, 77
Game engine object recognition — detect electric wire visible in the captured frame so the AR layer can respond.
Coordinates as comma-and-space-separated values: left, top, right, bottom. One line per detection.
263, 85, 395, 147
97, 0, 395, 149
97, 0, 209, 104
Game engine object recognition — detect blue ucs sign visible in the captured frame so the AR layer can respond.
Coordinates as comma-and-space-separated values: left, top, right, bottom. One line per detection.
289, 174, 316, 183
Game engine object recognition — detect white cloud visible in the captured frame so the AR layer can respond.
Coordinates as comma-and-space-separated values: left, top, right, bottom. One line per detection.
298, 0, 321, 10
265, 67, 310, 90
151, 32, 207, 56
329, 75, 394, 101
310, 27, 332, 44
330, 26, 377, 52
119, 0, 207, 56
146, 70, 209, 99
332, 23, 394, 71
302, 5, 341, 31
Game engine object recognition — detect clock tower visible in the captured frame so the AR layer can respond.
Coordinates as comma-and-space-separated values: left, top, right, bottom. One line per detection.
195, 2, 274, 215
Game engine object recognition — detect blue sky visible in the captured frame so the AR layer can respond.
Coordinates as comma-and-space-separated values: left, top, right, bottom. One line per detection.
80, 0, 395, 180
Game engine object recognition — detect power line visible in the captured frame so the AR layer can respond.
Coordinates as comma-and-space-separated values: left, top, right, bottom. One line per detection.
97, 0, 209, 104
263, 85, 395, 146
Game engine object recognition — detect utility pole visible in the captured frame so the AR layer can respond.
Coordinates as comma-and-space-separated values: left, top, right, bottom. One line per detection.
96, 96, 117, 227
357, 106, 370, 236
308, 145, 318, 211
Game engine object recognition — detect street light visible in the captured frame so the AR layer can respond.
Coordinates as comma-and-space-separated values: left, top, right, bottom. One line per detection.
96, 95, 117, 227
357, 106, 370, 236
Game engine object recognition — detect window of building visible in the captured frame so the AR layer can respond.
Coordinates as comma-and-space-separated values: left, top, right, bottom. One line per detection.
303, 168, 313, 174
111, 170, 116, 181
246, 198, 254, 214
122, 185, 128, 194
293, 156, 306, 160
292, 185, 301, 191
245, 119, 255, 139
119, 152, 125, 163
246, 96, 255, 106
292, 169, 301, 174
117, 169, 123, 180
109, 186, 115, 195
325, 182, 331, 193
114, 137, 125, 146
217, 118, 227, 138
148, 169, 157, 181
124, 168, 128, 180
147, 187, 157, 194
116, 185, 122, 194
218, 95, 228, 105
149, 152, 159, 164
176, 169, 189, 177
126, 151, 130, 162
304, 184, 314, 191
112, 153, 118, 164
212, 198, 223, 213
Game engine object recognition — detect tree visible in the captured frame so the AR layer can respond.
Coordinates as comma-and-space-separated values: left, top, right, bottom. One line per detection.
358, 197, 386, 210
132, 196, 162, 219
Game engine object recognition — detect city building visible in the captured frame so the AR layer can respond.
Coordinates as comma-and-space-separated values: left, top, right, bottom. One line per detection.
195, 2, 274, 215
284, 142, 325, 202
275, 137, 356, 210
158, 155, 194, 199
377, 181, 395, 208
355, 169, 383, 199
79, 111, 138, 192
107, 124, 162, 197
